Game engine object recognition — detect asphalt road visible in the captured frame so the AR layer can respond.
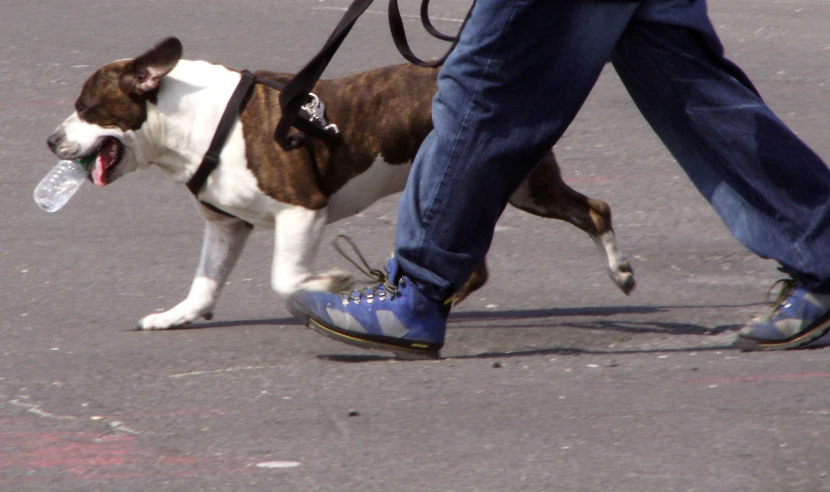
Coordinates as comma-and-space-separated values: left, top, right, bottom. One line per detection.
1, 0, 829, 490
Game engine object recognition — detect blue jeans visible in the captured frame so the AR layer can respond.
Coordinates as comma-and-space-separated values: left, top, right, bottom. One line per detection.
394, 0, 830, 300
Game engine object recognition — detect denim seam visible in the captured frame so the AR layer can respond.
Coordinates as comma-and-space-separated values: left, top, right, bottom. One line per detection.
412, 0, 526, 269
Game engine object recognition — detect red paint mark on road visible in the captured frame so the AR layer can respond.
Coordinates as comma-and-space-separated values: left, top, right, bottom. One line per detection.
0, 425, 261, 486
0, 431, 137, 471
695, 371, 830, 384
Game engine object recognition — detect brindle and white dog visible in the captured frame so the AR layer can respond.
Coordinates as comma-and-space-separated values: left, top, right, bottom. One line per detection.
46, 37, 635, 330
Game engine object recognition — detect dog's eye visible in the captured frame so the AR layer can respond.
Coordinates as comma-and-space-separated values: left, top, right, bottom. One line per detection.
75, 102, 100, 120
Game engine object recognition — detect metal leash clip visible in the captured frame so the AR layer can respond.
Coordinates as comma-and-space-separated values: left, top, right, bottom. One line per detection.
300, 93, 340, 136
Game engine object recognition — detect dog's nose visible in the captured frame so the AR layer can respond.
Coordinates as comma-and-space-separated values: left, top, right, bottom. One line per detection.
46, 131, 63, 152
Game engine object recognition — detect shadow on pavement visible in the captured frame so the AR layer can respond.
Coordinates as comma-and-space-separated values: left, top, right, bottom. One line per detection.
317, 336, 830, 363
317, 344, 740, 363
153, 302, 760, 336
449, 301, 762, 321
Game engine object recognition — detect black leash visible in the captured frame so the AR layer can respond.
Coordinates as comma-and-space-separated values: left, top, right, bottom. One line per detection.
275, 0, 376, 152
387, 0, 470, 68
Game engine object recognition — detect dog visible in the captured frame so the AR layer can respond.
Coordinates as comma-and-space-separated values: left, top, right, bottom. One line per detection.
46, 37, 635, 330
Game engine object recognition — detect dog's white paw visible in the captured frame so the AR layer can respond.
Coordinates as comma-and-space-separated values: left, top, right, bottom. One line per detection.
138, 303, 213, 330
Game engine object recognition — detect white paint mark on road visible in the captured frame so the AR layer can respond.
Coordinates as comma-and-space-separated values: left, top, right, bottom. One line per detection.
256, 461, 301, 469
9, 399, 75, 420
169, 365, 281, 378
108, 420, 141, 435
6, 398, 140, 435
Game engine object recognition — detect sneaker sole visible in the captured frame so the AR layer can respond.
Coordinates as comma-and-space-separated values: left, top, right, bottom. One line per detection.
734, 312, 830, 351
286, 297, 441, 360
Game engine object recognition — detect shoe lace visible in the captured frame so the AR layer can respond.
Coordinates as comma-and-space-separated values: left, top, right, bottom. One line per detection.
332, 234, 399, 304
766, 276, 797, 313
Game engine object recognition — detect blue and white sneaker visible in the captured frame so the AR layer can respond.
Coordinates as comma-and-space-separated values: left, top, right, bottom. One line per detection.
287, 255, 449, 359
735, 278, 830, 351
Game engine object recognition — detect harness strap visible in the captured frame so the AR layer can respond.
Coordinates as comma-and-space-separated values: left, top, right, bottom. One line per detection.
187, 69, 257, 196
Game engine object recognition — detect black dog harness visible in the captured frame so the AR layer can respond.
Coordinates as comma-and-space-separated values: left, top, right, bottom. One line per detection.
185, 71, 338, 198
185, 0, 470, 207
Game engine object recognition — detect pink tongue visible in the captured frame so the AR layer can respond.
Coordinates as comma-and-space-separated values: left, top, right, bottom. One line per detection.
91, 141, 114, 187
92, 156, 107, 187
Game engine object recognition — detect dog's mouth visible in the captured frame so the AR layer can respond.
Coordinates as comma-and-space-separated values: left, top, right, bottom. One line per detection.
82, 137, 125, 187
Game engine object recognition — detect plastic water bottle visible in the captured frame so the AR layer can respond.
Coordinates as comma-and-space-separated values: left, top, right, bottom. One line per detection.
33, 160, 88, 212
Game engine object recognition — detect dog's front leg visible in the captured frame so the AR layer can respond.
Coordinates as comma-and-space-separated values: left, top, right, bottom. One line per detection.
138, 209, 253, 330
272, 205, 353, 297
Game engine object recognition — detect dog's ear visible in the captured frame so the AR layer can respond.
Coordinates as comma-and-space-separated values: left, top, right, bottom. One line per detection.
122, 37, 183, 95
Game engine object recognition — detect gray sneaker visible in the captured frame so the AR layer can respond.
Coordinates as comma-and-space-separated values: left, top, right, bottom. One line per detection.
735, 279, 830, 351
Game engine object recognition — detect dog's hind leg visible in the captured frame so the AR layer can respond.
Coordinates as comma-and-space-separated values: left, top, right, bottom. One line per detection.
508, 151, 635, 295
272, 205, 354, 298
138, 204, 253, 330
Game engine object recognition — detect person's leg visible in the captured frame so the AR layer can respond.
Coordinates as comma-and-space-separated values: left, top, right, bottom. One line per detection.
393, 0, 641, 302
288, 0, 640, 357
611, 0, 830, 349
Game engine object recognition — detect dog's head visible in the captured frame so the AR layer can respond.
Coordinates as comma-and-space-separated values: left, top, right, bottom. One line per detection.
46, 37, 182, 186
